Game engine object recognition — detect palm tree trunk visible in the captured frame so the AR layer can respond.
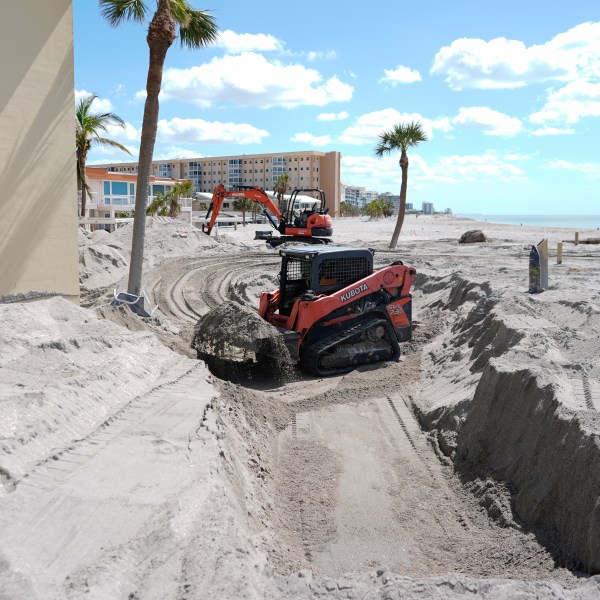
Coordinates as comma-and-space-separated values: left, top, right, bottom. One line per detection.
127, 1, 176, 296
389, 152, 409, 249
79, 152, 87, 218
80, 170, 87, 219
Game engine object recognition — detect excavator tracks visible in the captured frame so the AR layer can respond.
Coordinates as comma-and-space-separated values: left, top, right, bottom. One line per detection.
300, 315, 400, 376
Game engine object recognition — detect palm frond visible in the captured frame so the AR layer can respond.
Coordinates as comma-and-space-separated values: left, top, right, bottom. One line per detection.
374, 120, 428, 156
94, 137, 132, 154
178, 7, 218, 49
99, 0, 148, 26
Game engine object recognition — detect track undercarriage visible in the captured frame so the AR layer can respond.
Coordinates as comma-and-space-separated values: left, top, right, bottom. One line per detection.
300, 315, 400, 376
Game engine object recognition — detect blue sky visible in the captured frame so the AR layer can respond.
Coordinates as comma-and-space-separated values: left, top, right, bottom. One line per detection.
74, 1, 599, 214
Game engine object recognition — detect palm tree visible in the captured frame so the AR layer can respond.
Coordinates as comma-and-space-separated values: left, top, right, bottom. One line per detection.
146, 181, 193, 217
363, 200, 384, 219
375, 121, 428, 249
274, 174, 289, 212
100, 0, 218, 296
233, 197, 255, 226
146, 192, 169, 217
379, 197, 394, 218
76, 94, 130, 218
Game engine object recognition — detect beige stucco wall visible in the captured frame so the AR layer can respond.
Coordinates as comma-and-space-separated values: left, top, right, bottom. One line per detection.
320, 151, 341, 216
0, 0, 79, 304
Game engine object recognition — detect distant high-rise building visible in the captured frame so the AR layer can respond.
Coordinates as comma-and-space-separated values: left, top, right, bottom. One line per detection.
422, 202, 434, 215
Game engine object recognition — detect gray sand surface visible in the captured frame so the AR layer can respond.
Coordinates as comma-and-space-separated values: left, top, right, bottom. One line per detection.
2, 214, 600, 598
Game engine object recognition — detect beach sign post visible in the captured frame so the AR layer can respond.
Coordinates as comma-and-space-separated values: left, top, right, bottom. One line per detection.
529, 238, 549, 293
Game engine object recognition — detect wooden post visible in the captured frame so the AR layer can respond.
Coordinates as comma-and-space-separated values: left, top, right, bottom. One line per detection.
557, 242, 563, 264
575, 232, 579, 245
538, 238, 549, 289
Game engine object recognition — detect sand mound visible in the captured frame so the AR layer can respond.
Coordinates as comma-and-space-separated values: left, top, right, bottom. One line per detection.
0, 297, 198, 485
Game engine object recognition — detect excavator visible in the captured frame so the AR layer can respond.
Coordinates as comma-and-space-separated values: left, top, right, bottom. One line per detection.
201, 184, 333, 247
193, 245, 416, 377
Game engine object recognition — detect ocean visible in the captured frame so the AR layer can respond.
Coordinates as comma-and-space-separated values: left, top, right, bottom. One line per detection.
458, 214, 600, 231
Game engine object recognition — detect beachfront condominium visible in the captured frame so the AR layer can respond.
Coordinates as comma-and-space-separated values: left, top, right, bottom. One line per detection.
101, 150, 342, 216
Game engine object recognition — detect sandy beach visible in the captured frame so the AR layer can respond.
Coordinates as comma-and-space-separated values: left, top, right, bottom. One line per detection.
2, 213, 600, 599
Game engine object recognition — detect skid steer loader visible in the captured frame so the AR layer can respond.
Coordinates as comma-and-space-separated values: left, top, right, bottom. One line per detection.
193, 246, 416, 377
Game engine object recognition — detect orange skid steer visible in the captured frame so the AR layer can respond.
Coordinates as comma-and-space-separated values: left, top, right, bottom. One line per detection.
258, 246, 416, 375
193, 246, 416, 377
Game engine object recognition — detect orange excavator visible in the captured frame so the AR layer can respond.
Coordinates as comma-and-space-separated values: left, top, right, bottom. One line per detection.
201, 184, 333, 247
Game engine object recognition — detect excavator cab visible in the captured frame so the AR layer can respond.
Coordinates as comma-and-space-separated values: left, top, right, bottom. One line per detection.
283, 189, 328, 230
278, 246, 374, 316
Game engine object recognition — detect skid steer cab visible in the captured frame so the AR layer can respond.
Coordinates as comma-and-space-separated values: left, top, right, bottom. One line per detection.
258, 246, 416, 376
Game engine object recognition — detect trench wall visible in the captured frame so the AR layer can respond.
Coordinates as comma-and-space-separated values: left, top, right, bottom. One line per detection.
415, 273, 600, 573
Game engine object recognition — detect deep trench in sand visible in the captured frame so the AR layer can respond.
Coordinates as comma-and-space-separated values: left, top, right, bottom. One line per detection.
195, 272, 600, 584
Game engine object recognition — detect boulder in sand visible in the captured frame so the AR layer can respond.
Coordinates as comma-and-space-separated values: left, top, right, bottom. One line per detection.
459, 229, 487, 244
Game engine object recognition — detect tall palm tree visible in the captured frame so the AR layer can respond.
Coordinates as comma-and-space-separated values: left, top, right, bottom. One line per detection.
375, 121, 428, 249
76, 93, 130, 218
99, 0, 218, 296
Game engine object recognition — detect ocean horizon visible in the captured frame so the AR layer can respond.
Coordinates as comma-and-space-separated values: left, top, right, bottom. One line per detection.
457, 214, 600, 230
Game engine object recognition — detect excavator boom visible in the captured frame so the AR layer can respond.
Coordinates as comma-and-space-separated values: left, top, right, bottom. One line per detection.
202, 184, 284, 236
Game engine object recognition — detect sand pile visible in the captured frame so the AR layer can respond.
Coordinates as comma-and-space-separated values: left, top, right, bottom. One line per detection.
79, 217, 233, 306
0, 297, 200, 486
192, 300, 296, 381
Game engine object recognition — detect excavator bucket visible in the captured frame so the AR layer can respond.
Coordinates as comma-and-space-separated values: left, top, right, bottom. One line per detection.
192, 300, 297, 381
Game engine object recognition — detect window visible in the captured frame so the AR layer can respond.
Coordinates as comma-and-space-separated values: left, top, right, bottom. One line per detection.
112, 181, 128, 195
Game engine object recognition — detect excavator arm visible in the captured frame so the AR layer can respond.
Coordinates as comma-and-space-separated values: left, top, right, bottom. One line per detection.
202, 184, 285, 236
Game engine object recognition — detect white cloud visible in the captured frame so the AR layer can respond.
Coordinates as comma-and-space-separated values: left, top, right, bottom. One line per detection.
338, 108, 451, 146
342, 151, 525, 191
305, 50, 337, 61
317, 111, 349, 121
431, 22, 600, 90
150, 52, 353, 109
379, 65, 422, 85
529, 81, 600, 126
154, 147, 205, 160
531, 126, 576, 136
216, 29, 283, 53
157, 117, 269, 144
75, 89, 113, 112
290, 132, 332, 147
452, 106, 522, 136
111, 83, 126, 97
105, 121, 140, 142
434, 153, 526, 182
547, 159, 600, 180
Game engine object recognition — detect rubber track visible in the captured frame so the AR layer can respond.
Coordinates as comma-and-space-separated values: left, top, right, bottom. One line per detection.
301, 317, 398, 376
